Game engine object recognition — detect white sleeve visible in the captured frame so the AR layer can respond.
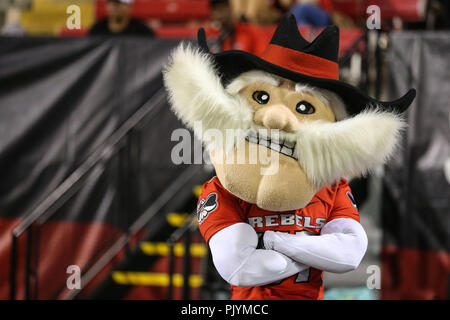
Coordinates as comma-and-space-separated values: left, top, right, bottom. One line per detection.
209, 222, 309, 287
263, 218, 368, 273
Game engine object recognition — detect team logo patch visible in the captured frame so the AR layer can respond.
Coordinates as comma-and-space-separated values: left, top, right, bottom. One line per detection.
196, 193, 218, 223
346, 191, 358, 209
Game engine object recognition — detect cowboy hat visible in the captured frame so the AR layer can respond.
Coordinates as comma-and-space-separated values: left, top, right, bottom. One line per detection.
197, 14, 416, 116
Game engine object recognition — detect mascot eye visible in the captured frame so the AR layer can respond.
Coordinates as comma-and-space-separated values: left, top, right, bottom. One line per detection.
296, 101, 315, 114
252, 91, 270, 104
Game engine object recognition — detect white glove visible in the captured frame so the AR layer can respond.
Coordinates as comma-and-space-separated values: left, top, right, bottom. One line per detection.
264, 218, 368, 273
209, 223, 309, 286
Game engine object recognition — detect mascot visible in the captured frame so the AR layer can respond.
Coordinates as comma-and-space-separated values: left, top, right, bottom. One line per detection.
163, 15, 415, 300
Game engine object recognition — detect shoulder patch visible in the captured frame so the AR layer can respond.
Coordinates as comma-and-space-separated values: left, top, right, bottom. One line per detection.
197, 193, 218, 223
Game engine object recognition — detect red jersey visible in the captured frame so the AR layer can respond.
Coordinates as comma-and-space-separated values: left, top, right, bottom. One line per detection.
197, 176, 360, 300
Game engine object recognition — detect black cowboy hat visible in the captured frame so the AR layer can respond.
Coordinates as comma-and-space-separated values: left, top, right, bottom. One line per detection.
197, 14, 416, 116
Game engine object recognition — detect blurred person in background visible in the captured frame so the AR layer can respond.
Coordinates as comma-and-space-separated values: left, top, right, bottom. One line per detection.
89, 0, 154, 36
227, 0, 354, 28
228, 0, 292, 25
290, 0, 332, 27
1, 6, 26, 36
290, 0, 356, 29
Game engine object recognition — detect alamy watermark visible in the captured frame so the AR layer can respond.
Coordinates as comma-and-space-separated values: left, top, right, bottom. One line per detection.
171, 122, 282, 176
366, 5, 381, 30
66, 5, 81, 30
66, 265, 81, 290
366, 265, 381, 290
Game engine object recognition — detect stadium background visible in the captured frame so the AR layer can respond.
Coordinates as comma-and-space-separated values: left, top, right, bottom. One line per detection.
0, 0, 448, 300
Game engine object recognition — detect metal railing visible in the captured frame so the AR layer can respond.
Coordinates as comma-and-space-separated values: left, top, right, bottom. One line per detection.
9, 88, 204, 299
166, 212, 198, 300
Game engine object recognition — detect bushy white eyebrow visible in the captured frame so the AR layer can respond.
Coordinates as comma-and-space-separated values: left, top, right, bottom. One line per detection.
295, 83, 348, 121
295, 83, 319, 95
225, 70, 280, 95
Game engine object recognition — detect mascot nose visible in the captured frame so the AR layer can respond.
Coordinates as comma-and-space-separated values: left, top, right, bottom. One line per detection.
253, 104, 299, 132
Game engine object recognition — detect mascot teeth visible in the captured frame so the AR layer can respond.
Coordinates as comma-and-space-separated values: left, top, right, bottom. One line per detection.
245, 130, 298, 161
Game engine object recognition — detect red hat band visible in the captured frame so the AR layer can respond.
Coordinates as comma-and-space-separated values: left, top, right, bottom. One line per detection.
260, 44, 339, 81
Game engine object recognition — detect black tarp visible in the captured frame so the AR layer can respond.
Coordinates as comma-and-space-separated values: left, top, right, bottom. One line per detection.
0, 36, 184, 219
0, 37, 208, 299
382, 31, 450, 299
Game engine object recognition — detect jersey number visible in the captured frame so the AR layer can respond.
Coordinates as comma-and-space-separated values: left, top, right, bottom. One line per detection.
294, 268, 310, 283
262, 230, 315, 285
293, 230, 315, 283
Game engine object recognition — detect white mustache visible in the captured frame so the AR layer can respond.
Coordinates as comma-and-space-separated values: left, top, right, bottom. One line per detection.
163, 43, 253, 147
292, 109, 406, 189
